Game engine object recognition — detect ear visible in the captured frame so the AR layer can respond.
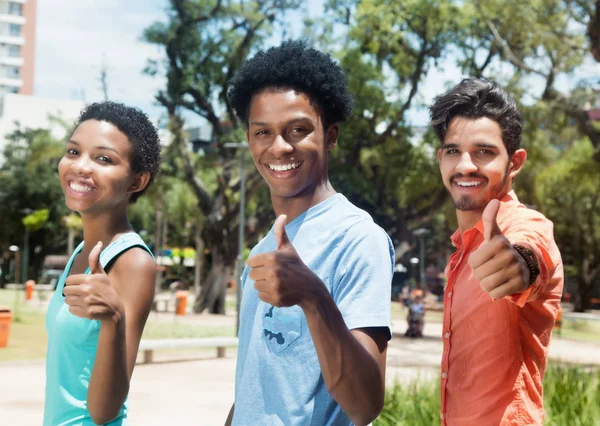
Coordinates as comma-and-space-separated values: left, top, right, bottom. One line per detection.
129, 171, 151, 194
325, 124, 339, 151
508, 149, 527, 179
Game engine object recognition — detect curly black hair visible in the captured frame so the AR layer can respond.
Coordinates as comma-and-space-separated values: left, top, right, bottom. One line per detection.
429, 78, 523, 156
227, 39, 353, 129
73, 101, 161, 203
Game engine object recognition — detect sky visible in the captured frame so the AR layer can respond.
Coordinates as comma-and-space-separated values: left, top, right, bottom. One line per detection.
33, 1, 600, 129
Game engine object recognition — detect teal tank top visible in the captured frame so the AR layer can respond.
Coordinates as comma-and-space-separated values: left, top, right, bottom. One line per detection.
44, 233, 153, 426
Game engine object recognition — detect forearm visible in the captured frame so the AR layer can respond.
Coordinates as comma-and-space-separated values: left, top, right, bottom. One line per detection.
87, 317, 129, 424
302, 293, 385, 426
224, 403, 234, 426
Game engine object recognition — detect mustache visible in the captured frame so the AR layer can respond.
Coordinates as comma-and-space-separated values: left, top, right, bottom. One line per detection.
450, 173, 487, 182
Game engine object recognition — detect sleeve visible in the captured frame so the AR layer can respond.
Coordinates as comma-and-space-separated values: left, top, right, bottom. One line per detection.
503, 214, 557, 307
332, 220, 395, 339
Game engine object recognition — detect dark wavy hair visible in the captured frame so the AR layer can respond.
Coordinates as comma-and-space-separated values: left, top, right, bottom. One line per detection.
429, 78, 523, 155
227, 40, 353, 129
73, 101, 161, 203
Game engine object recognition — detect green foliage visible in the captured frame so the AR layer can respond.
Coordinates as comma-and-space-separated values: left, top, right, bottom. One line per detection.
544, 365, 600, 426
376, 379, 441, 426
377, 365, 600, 425
0, 127, 69, 280
535, 140, 600, 309
22, 209, 50, 232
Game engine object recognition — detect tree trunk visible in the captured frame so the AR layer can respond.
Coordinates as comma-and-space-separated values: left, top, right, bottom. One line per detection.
194, 248, 231, 314
153, 206, 164, 305
193, 227, 204, 295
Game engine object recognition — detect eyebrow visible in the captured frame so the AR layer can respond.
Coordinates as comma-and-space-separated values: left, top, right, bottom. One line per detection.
67, 139, 120, 155
249, 117, 312, 127
441, 142, 499, 150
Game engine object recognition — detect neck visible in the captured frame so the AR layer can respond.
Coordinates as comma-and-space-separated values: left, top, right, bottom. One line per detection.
271, 179, 337, 223
456, 209, 483, 234
80, 208, 133, 251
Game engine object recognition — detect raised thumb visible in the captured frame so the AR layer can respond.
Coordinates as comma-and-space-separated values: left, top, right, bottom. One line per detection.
89, 241, 105, 274
482, 199, 502, 242
273, 214, 290, 249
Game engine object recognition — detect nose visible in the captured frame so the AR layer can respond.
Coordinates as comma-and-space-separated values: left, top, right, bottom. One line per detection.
269, 134, 294, 157
71, 155, 93, 176
455, 152, 478, 174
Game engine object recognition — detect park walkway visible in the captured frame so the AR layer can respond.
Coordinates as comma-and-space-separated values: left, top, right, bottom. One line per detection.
1, 311, 598, 425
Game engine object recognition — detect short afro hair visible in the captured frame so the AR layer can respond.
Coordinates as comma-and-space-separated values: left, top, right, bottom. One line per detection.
73, 101, 161, 203
227, 39, 353, 128
429, 78, 523, 156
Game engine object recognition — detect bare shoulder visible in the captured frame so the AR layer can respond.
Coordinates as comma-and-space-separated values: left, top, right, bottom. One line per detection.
108, 247, 155, 286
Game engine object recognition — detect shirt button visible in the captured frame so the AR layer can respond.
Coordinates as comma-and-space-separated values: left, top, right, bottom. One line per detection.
441, 372, 447, 379
447, 292, 452, 298
445, 332, 451, 338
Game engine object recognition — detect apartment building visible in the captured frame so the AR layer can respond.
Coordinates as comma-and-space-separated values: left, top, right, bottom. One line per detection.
0, 0, 35, 96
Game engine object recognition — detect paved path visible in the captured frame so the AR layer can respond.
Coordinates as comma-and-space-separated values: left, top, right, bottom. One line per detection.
1, 313, 598, 425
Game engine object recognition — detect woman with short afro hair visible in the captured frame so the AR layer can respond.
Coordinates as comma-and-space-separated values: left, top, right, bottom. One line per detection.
44, 101, 160, 425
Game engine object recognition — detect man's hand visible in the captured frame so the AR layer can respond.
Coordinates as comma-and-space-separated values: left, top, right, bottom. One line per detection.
63, 241, 125, 323
247, 215, 324, 309
468, 199, 530, 299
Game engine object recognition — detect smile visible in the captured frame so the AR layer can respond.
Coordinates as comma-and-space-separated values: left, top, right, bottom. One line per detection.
268, 162, 303, 172
69, 181, 97, 193
456, 181, 483, 187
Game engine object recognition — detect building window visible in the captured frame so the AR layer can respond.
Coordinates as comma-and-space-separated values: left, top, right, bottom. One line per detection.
8, 45, 20, 57
10, 66, 20, 77
9, 23, 21, 37
8, 2, 23, 16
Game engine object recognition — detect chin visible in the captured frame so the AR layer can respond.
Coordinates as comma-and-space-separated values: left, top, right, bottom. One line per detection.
452, 196, 487, 211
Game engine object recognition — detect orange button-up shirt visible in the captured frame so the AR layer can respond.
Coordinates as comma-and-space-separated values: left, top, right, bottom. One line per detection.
441, 191, 564, 425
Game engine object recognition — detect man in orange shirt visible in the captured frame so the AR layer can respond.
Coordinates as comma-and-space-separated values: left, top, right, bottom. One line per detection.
429, 78, 564, 425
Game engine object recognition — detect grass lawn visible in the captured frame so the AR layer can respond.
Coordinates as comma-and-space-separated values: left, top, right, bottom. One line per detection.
0, 289, 236, 362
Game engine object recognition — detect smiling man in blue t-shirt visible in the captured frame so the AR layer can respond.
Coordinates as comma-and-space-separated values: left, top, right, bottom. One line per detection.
225, 40, 394, 426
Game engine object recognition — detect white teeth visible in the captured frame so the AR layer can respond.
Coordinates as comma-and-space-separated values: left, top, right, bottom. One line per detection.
457, 181, 482, 187
69, 182, 96, 193
269, 162, 301, 172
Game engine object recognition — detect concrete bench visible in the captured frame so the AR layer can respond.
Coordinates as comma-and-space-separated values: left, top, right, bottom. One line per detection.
562, 312, 600, 322
138, 336, 239, 364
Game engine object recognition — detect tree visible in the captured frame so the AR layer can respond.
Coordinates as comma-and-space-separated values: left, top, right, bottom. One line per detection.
305, 0, 462, 262
0, 125, 69, 284
143, 0, 301, 313
466, 0, 600, 160
536, 140, 600, 311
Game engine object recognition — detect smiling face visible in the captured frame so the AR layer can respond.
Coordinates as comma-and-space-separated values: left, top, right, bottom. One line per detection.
246, 88, 338, 205
437, 117, 526, 213
58, 119, 144, 215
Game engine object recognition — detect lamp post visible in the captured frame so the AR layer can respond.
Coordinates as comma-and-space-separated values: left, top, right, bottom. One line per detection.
20, 208, 34, 283
413, 228, 430, 289
9, 245, 20, 321
223, 142, 248, 336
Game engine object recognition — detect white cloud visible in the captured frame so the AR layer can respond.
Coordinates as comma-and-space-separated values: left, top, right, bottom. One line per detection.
34, 0, 168, 121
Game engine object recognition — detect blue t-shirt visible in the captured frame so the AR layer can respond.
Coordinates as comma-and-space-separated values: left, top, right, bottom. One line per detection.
233, 194, 394, 426
44, 233, 152, 426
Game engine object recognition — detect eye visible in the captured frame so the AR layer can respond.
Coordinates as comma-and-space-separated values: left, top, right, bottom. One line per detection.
476, 149, 494, 156
255, 129, 268, 136
290, 127, 304, 134
445, 149, 459, 155
66, 148, 78, 155
97, 155, 112, 163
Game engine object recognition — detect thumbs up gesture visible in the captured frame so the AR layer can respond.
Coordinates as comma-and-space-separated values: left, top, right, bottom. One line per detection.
247, 215, 324, 309
64, 241, 125, 323
468, 200, 531, 299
